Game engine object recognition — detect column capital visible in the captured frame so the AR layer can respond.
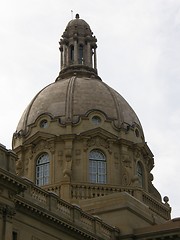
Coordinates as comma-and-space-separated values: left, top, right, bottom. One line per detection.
0, 204, 15, 221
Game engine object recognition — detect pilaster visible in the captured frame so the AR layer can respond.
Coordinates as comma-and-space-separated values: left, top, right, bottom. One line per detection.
0, 204, 15, 240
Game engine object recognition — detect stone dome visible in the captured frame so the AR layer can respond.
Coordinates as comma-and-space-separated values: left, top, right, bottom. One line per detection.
16, 76, 143, 136
15, 14, 144, 140
12, 15, 165, 214
63, 13, 93, 38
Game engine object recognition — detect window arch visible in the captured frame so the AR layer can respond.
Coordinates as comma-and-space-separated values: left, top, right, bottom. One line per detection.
136, 162, 143, 187
89, 149, 106, 184
36, 153, 50, 187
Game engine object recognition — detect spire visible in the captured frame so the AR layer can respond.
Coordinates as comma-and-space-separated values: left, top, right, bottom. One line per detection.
58, 14, 98, 79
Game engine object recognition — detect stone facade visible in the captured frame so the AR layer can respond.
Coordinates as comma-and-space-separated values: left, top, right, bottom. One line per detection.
1, 14, 180, 239
0, 144, 179, 240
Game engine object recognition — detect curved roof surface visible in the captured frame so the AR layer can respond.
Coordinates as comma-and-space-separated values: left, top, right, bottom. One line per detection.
17, 76, 142, 133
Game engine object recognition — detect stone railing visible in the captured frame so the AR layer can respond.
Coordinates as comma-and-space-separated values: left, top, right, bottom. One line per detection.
142, 192, 171, 220
71, 183, 135, 199
71, 183, 171, 220
16, 179, 120, 240
43, 183, 61, 196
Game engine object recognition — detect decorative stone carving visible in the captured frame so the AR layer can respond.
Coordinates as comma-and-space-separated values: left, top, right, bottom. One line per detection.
63, 148, 72, 180
86, 136, 112, 153
83, 139, 88, 152
8, 191, 14, 200
122, 171, 129, 186
132, 175, 141, 187
25, 148, 33, 175
134, 149, 142, 160
146, 156, 154, 171
16, 158, 23, 176
33, 140, 55, 154
0, 204, 16, 220
48, 141, 55, 154
122, 154, 132, 168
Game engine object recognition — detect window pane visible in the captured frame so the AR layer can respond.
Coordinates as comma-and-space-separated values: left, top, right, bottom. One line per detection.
36, 153, 50, 187
89, 150, 106, 184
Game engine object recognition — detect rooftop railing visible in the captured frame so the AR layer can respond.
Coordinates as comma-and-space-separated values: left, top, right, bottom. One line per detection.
71, 183, 171, 220
16, 179, 120, 240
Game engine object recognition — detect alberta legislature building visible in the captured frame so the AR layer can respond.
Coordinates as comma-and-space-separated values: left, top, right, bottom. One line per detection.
0, 14, 180, 240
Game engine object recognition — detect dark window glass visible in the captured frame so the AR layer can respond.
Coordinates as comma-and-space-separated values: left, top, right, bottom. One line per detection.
78, 45, 83, 64
12, 231, 18, 240
70, 45, 74, 63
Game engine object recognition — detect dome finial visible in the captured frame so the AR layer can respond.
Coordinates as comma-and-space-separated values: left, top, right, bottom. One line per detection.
75, 13, 80, 19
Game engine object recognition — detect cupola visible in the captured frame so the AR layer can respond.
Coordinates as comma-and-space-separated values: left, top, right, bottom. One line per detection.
59, 14, 98, 78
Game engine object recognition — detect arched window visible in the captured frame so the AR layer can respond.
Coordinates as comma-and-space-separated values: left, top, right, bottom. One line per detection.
137, 162, 143, 187
78, 44, 83, 64
70, 45, 74, 63
89, 149, 106, 184
36, 153, 50, 187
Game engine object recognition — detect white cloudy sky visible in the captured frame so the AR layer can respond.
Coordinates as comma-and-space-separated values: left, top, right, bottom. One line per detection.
0, 0, 180, 218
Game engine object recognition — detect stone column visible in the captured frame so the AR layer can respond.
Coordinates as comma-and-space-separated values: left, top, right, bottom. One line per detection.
62, 45, 66, 69
74, 39, 78, 65
61, 138, 73, 202
86, 42, 91, 67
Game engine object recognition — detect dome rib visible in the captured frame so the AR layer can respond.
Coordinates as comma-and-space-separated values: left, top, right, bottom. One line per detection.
65, 76, 76, 122
102, 82, 124, 128
16, 76, 143, 137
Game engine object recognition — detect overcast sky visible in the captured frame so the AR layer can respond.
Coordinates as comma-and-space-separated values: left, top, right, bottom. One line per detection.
0, 0, 180, 218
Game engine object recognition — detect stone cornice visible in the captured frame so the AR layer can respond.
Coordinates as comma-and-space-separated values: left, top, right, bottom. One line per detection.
15, 193, 119, 240
15, 196, 98, 240
133, 218, 180, 239
0, 168, 27, 193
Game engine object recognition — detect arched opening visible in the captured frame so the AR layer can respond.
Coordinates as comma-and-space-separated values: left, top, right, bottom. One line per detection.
36, 153, 50, 187
89, 149, 106, 184
78, 44, 84, 64
70, 45, 74, 63
137, 161, 144, 187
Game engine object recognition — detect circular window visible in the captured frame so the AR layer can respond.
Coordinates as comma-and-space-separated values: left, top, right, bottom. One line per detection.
39, 119, 48, 128
92, 116, 101, 125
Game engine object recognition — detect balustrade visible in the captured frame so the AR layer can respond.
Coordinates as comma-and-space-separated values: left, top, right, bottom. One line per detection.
71, 183, 135, 199
71, 183, 171, 220
15, 180, 120, 239
142, 192, 170, 220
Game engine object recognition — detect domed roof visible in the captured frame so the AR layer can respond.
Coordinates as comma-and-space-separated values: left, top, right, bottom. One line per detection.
15, 14, 143, 138
16, 76, 142, 135
62, 13, 93, 38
